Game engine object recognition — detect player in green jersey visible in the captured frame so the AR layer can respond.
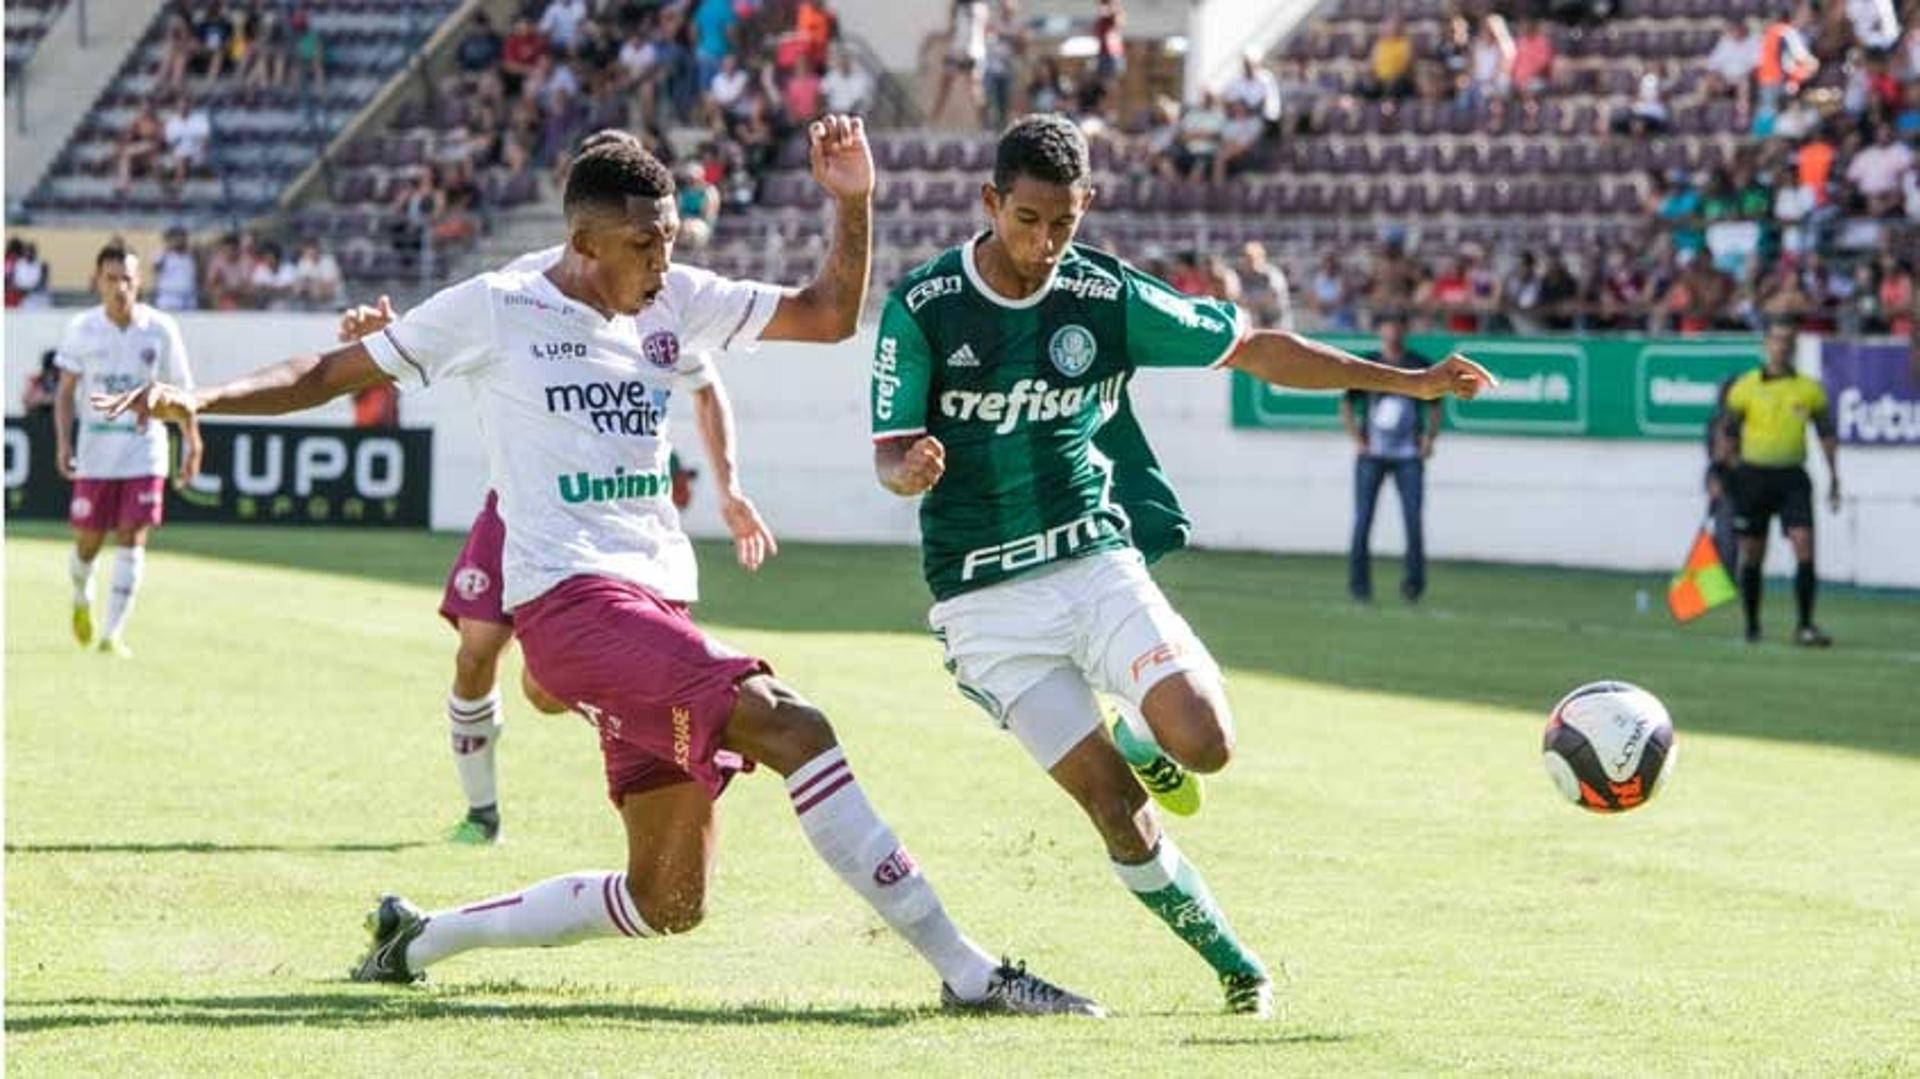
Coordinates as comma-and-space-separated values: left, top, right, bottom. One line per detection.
870, 115, 1494, 1017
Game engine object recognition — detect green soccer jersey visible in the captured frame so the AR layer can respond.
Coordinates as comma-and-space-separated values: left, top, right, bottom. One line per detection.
871, 238, 1247, 601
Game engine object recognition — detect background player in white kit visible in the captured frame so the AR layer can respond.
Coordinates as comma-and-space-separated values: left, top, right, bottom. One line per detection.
101, 119, 1099, 1015
53, 242, 200, 656
337, 281, 776, 847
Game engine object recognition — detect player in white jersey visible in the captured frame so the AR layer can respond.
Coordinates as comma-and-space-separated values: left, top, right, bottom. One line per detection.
337, 270, 775, 847
100, 119, 1099, 1015
53, 242, 200, 656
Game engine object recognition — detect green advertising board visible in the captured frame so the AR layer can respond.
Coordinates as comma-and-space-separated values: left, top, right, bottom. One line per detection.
1229, 335, 1764, 440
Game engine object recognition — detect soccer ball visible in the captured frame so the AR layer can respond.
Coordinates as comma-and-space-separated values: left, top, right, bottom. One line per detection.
1541, 681, 1676, 813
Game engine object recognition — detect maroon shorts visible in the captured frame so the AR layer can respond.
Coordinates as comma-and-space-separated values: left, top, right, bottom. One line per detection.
513, 575, 767, 805
70, 476, 166, 533
440, 490, 509, 627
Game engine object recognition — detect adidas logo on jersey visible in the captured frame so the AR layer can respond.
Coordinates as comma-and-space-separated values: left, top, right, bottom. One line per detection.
945, 344, 980, 368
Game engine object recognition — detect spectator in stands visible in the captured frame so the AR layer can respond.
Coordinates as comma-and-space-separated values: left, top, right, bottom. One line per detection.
10, 243, 50, 309
675, 163, 722, 248
161, 95, 212, 192
1366, 236, 1423, 323
202, 233, 248, 310
1213, 99, 1269, 181
539, 0, 591, 54
293, 238, 343, 310
1510, 19, 1555, 98
1896, 82, 1920, 136
501, 16, 546, 99
783, 60, 826, 126
1878, 254, 1915, 335
1845, 0, 1901, 50
293, 7, 325, 86
1503, 249, 1546, 332
794, 0, 838, 70
1234, 241, 1293, 329
931, 0, 989, 127
22, 350, 61, 416
1592, 244, 1650, 328
982, 1, 1023, 131
1340, 312, 1436, 606
1026, 56, 1072, 115
1162, 89, 1225, 181
1667, 255, 1738, 332
706, 52, 753, 124
1222, 51, 1281, 124
247, 242, 297, 310
1537, 249, 1580, 329
159, 11, 196, 94
457, 13, 504, 75
1705, 19, 1760, 107
194, 2, 235, 84
1423, 253, 1478, 332
1756, 8, 1819, 115
153, 227, 200, 312
1845, 124, 1915, 216
1308, 250, 1357, 330
1466, 14, 1514, 108
3, 239, 20, 307
244, 3, 292, 90
114, 103, 167, 196
823, 48, 876, 117
1362, 16, 1416, 99
1616, 68, 1671, 135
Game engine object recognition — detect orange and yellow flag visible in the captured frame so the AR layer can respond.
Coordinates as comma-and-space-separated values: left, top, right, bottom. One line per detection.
1667, 527, 1737, 622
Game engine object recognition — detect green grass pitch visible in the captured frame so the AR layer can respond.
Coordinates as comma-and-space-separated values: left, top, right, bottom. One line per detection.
6, 521, 1917, 1075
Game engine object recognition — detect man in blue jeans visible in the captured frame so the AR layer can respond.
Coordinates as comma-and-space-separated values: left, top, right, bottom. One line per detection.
1339, 312, 1440, 603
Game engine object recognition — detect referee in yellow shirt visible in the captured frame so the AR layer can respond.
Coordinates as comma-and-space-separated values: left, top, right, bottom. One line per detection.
1721, 322, 1841, 646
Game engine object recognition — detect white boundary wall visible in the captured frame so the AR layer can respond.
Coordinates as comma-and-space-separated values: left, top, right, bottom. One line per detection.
8, 312, 1917, 587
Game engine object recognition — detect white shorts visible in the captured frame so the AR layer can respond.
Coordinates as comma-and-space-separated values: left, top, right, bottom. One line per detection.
928, 548, 1221, 767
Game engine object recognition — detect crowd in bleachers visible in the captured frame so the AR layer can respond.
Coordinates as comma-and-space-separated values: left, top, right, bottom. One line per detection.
306, 0, 864, 283
4, 0, 69, 70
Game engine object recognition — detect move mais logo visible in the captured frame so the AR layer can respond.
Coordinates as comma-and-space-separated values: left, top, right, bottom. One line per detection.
873, 847, 918, 887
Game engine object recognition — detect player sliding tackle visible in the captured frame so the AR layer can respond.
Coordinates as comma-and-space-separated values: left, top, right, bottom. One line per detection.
872, 114, 1495, 1018
98, 117, 1101, 1016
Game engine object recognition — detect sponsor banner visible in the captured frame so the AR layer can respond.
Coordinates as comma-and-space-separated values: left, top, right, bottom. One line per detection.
1230, 335, 1766, 439
6, 419, 432, 526
1821, 340, 1920, 446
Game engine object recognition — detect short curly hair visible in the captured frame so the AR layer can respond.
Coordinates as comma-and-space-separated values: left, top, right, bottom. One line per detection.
563, 134, 675, 223
993, 113, 1090, 191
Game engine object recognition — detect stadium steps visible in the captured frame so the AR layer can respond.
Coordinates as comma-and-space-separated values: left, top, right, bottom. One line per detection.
2, 0, 166, 204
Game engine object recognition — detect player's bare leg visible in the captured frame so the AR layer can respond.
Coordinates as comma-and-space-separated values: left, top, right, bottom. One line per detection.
721, 673, 1102, 1016
446, 618, 515, 844
354, 783, 715, 983
1029, 674, 1271, 1018
1106, 669, 1231, 818
96, 524, 151, 656
69, 528, 107, 647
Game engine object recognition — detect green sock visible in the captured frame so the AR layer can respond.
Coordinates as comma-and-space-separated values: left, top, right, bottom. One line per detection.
1114, 837, 1265, 981
1109, 706, 1162, 768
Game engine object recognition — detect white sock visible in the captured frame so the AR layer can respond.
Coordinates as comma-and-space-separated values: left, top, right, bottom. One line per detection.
70, 549, 96, 608
103, 547, 145, 639
447, 690, 504, 812
785, 747, 996, 999
405, 871, 650, 970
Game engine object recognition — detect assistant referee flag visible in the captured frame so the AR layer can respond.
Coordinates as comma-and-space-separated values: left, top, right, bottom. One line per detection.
1668, 526, 1737, 622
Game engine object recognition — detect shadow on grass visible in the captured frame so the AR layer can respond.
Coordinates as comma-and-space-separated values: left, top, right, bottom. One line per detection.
6, 841, 429, 855
5, 986, 925, 1032
10, 523, 1916, 759
1180, 1032, 1356, 1047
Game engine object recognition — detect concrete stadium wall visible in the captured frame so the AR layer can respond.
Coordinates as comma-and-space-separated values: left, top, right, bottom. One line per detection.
8, 311, 1916, 588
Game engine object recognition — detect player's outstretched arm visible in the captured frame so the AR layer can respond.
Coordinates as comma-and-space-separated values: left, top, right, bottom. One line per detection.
93, 344, 392, 427
874, 435, 945, 497
692, 379, 778, 570
1224, 330, 1497, 401
760, 114, 873, 344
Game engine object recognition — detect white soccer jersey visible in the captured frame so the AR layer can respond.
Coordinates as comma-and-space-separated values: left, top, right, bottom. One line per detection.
362, 259, 782, 609
54, 304, 194, 479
